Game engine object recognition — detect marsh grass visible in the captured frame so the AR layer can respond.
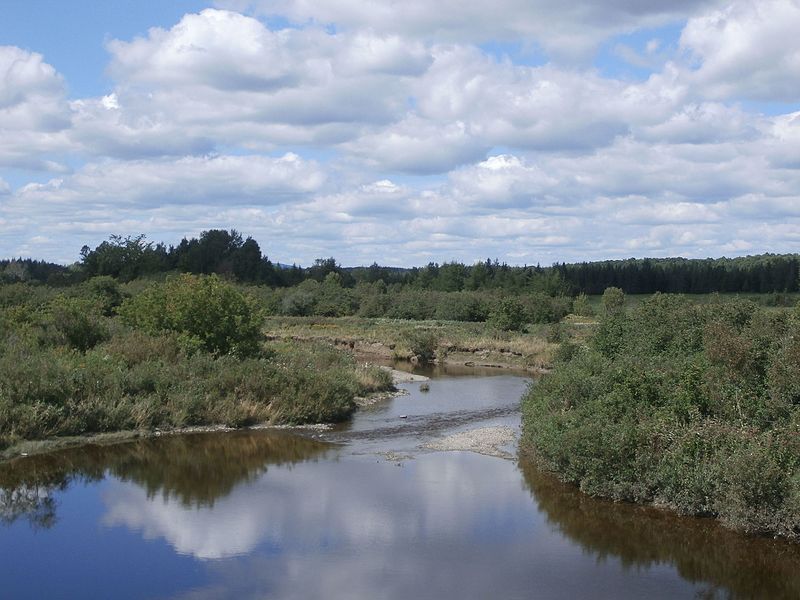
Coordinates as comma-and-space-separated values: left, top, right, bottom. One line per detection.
262, 316, 561, 370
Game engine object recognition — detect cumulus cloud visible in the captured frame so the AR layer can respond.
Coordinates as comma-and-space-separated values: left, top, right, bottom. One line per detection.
636, 102, 761, 144
2, 2, 800, 264
0, 153, 325, 261
680, 0, 800, 101
0, 46, 71, 170
447, 155, 559, 209
224, 0, 722, 60
83, 9, 431, 157
414, 47, 683, 150
343, 115, 487, 174
341, 47, 692, 172
14, 153, 323, 208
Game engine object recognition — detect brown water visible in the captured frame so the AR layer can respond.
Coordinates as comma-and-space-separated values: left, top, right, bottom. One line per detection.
1, 372, 799, 599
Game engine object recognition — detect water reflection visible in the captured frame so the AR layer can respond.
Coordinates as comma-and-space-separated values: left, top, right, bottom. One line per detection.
0, 431, 332, 529
3, 373, 800, 599
520, 458, 800, 599
103, 449, 537, 562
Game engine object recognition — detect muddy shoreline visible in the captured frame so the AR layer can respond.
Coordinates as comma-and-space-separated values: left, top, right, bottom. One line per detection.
267, 333, 551, 374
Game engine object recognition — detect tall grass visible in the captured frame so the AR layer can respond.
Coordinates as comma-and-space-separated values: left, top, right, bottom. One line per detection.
0, 277, 393, 452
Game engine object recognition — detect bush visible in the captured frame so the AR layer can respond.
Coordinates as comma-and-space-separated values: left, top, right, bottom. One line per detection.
385, 290, 436, 320
522, 295, 800, 540
601, 287, 625, 315
572, 293, 594, 317
118, 274, 264, 357
0, 329, 394, 446
522, 293, 570, 324
314, 273, 357, 316
80, 276, 125, 316
281, 280, 318, 316
45, 295, 109, 352
489, 298, 526, 331
402, 329, 439, 363
433, 292, 487, 322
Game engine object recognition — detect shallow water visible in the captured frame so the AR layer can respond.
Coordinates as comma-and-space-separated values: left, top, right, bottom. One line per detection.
1, 371, 799, 599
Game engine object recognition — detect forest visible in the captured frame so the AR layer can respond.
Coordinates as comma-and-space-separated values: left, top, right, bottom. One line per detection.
2, 229, 799, 296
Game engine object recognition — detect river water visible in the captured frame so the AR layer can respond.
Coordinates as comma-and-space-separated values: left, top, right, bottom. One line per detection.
1, 368, 799, 599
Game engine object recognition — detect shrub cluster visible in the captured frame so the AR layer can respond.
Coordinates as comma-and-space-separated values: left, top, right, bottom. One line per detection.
0, 276, 393, 450
119, 274, 264, 357
522, 293, 800, 540
256, 281, 573, 326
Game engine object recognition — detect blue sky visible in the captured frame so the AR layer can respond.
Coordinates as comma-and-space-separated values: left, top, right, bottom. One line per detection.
0, 1, 209, 97
1, 0, 800, 266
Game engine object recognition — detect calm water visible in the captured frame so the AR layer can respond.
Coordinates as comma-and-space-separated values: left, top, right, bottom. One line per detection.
2, 371, 799, 599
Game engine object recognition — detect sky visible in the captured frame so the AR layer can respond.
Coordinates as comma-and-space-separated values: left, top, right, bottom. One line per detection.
1, 0, 799, 266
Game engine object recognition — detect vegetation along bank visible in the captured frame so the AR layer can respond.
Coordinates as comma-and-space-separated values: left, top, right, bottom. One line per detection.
4, 229, 800, 546
521, 289, 800, 541
0, 274, 392, 457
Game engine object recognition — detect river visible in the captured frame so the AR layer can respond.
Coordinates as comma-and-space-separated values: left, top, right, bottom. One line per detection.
1, 367, 799, 599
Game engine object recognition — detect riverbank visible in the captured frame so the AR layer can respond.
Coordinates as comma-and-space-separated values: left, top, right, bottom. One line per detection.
0, 331, 394, 458
263, 316, 570, 372
521, 294, 800, 542
0, 365, 422, 463
4, 368, 800, 600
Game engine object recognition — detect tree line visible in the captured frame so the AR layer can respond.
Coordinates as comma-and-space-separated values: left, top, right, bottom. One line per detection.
2, 229, 799, 295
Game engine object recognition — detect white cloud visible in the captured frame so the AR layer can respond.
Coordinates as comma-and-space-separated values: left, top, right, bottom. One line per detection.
225, 0, 722, 61
14, 153, 323, 208
341, 47, 690, 172
0, 153, 325, 261
680, 0, 800, 101
343, 115, 487, 174
415, 47, 690, 151
2, 3, 800, 265
447, 155, 559, 209
636, 102, 761, 144
0, 46, 71, 170
86, 9, 430, 157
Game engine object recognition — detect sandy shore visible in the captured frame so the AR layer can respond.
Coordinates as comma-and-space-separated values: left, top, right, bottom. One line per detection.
422, 426, 517, 459
382, 366, 430, 383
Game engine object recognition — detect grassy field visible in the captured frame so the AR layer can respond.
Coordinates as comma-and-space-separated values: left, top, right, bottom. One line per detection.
261, 316, 578, 372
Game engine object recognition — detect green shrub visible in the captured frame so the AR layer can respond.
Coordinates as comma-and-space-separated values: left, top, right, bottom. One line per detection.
281, 280, 319, 316
45, 295, 109, 352
357, 293, 389, 317
118, 274, 264, 357
385, 290, 436, 320
402, 329, 439, 363
572, 293, 594, 317
433, 292, 487, 322
601, 287, 625, 315
80, 276, 125, 316
315, 273, 357, 316
0, 329, 394, 447
522, 295, 800, 540
489, 297, 526, 331
522, 293, 570, 324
